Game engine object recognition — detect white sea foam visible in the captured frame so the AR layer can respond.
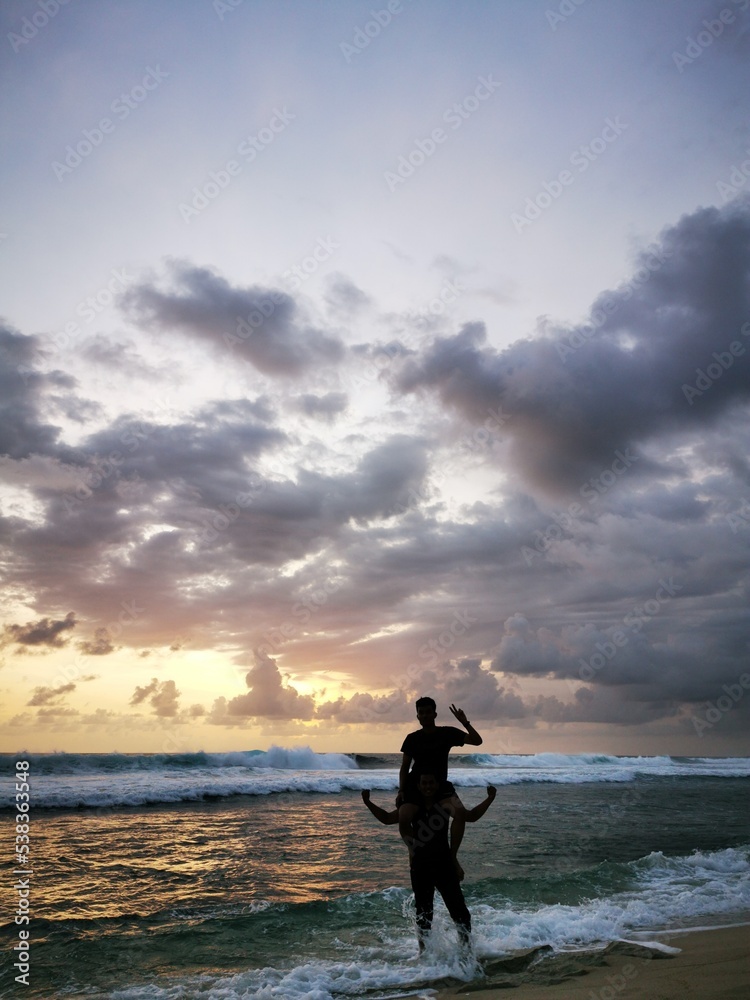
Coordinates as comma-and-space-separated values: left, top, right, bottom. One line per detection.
2, 749, 748, 809
475, 845, 750, 957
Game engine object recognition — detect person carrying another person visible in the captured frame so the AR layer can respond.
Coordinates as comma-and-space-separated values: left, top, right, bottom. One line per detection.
397, 698, 483, 878
363, 773, 495, 952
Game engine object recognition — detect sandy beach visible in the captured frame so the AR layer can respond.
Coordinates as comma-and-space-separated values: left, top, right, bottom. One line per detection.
434, 925, 750, 999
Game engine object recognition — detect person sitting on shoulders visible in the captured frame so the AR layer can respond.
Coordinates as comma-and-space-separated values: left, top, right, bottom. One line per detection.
397, 697, 483, 878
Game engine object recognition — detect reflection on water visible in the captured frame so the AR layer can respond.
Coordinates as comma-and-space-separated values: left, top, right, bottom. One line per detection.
32, 791, 412, 921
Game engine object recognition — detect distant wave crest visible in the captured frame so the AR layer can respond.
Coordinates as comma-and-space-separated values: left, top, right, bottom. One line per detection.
1, 745, 358, 776
1, 749, 748, 811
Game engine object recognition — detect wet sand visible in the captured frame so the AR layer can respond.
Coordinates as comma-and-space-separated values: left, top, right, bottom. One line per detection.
432, 925, 750, 999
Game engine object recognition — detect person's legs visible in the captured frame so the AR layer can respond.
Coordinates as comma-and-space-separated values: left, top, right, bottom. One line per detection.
409, 864, 435, 953
438, 793, 467, 877
434, 866, 471, 945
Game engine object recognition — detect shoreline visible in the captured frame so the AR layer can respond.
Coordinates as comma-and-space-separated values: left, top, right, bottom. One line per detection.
430, 924, 750, 999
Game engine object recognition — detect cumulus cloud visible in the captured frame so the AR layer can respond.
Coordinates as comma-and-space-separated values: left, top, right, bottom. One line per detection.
312, 656, 566, 730
120, 261, 345, 377
27, 682, 76, 706
323, 273, 371, 317
130, 677, 181, 716
78, 627, 116, 656
2, 612, 76, 649
211, 651, 315, 721
315, 689, 412, 724
130, 678, 160, 705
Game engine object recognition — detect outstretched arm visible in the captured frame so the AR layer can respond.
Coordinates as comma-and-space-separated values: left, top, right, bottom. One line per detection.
450, 704, 483, 746
361, 789, 399, 825
467, 785, 496, 822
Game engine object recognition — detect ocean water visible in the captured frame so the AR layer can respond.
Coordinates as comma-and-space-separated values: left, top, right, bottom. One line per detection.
1, 749, 749, 998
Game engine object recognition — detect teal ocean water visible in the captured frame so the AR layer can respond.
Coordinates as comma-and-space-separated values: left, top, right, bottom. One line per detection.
1, 750, 749, 998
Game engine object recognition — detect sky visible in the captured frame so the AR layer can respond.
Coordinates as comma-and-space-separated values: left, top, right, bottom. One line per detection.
1, 0, 750, 756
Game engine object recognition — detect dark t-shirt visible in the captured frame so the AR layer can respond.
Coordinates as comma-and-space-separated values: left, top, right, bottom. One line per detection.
401, 726, 466, 785
410, 799, 452, 863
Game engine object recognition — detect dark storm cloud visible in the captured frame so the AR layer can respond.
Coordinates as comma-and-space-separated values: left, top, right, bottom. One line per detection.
120, 261, 345, 377
489, 610, 750, 722
0, 323, 73, 459
388, 199, 750, 494
2, 611, 76, 649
